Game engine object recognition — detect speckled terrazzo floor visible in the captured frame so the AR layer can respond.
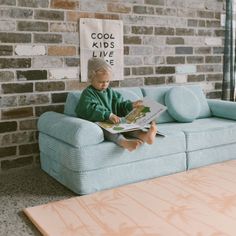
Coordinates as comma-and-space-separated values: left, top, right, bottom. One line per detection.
0, 167, 76, 236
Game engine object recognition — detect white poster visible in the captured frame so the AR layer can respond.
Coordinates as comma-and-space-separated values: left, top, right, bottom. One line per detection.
80, 18, 123, 82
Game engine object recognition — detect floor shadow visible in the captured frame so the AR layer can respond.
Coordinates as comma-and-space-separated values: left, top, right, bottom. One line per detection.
18, 211, 42, 236
0, 166, 75, 197
0, 166, 76, 236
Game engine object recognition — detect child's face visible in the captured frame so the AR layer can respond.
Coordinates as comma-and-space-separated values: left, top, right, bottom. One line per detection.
91, 70, 111, 91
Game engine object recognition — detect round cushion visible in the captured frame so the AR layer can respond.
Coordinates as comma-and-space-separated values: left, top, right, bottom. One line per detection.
165, 86, 201, 122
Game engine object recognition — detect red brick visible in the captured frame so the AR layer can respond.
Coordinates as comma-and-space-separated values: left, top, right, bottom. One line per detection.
2, 83, 33, 94
67, 12, 94, 21
0, 146, 17, 158
145, 76, 165, 85
48, 46, 76, 56
19, 119, 37, 130
35, 81, 65, 92
94, 13, 120, 20
107, 3, 131, 13
51, 0, 77, 9
0, 32, 31, 43
2, 107, 33, 120
19, 143, 39, 155
35, 9, 64, 21
0, 121, 17, 133
35, 105, 64, 117
0, 58, 31, 69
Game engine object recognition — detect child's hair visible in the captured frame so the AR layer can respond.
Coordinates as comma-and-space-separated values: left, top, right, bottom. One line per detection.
87, 57, 112, 81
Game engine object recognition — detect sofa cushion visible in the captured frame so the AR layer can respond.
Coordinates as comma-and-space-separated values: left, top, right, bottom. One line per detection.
188, 86, 211, 118
40, 151, 186, 195
142, 85, 211, 124
38, 112, 104, 148
207, 99, 236, 120
187, 143, 236, 170
114, 87, 143, 101
64, 91, 82, 117
39, 129, 186, 172
158, 117, 236, 152
165, 86, 201, 122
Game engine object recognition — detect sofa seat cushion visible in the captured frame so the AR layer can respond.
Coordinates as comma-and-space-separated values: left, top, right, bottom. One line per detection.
187, 143, 236, 170
39, 130, 186, 172
165, 86, 201, 122
158, 117, 236, 152
40, 152, 186, 195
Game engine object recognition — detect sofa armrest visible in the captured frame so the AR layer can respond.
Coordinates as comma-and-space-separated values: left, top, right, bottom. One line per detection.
207, 99, 236, 120
38, 111, 104, 148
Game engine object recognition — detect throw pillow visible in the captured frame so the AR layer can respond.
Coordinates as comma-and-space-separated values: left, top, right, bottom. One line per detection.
165, 86, 201, 122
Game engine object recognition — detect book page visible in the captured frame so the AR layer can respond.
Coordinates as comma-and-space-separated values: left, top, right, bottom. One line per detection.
97, 121, 141, 134
125, 97, 167, 126
96, 97, 167, 134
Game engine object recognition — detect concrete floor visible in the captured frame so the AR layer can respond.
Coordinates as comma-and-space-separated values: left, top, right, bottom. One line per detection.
0, 166, 76, 236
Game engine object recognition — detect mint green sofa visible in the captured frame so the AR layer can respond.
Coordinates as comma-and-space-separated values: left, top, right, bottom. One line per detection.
38, 85, 236, 195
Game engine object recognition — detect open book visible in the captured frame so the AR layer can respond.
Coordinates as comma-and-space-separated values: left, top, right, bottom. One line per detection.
96, 97, 167, 134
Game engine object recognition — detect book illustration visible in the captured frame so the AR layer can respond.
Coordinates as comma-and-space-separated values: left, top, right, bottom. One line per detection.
98, 121, 141, 133
126, 105, 151, 124
98, 122, 125, 131
96, 97, 167, 134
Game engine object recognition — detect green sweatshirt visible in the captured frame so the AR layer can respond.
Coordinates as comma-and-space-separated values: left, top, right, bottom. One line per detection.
75, 85, 133, 122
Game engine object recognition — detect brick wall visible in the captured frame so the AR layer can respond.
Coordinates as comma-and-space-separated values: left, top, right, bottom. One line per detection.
0, 0, 225, 172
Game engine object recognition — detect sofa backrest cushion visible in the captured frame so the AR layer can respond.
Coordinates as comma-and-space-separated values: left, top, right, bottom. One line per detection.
142, 85, 211, 123
64, 91, 82, 117
114, 87, 143, 101
165, 86, 201, 122
189, 85, 212, 118
64, 85, 211, 122
64, 87, 143, 117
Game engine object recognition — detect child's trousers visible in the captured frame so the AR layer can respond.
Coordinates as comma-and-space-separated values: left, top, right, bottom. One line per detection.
103, 129, 142, 146
103, 129, 126, 145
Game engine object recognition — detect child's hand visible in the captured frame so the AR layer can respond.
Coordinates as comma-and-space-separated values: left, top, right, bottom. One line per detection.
109, 113, 121, 124
132, 100, 143, 109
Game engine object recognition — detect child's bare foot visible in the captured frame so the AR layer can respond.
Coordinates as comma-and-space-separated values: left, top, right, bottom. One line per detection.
137, 121, 157, 144
119, 139, 143, 152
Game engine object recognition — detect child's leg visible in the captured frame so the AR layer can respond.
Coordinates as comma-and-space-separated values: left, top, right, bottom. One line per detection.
127, 121, 157, 145
103, 130, 143, 152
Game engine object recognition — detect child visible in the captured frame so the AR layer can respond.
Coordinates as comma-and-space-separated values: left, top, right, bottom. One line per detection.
75, 57, 157, 152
